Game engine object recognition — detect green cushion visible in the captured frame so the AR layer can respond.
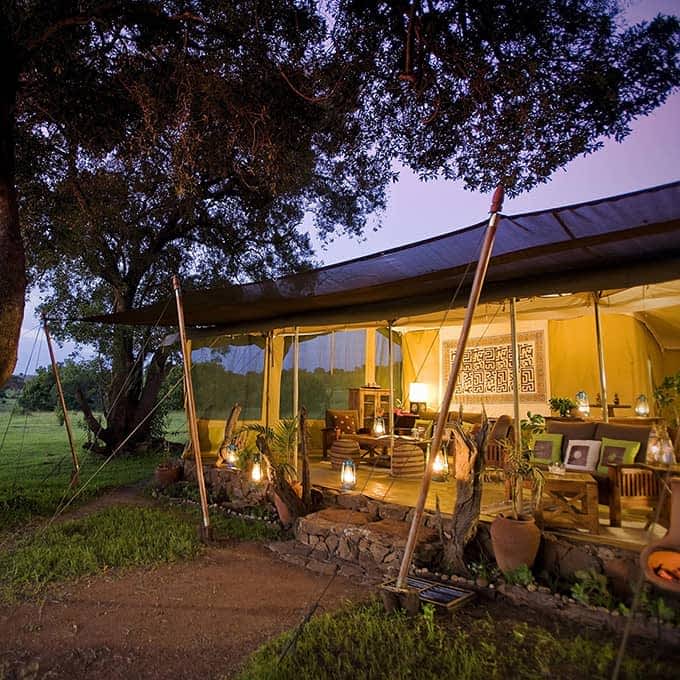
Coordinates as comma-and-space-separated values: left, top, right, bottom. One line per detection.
414, 419, 434, 438
530, 433, 563, 465
596, 437, 640, 474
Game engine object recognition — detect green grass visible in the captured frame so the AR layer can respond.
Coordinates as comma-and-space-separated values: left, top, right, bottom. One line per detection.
234, 601, 674, 680
0, 408, 188, 530
0, 505, 202, 601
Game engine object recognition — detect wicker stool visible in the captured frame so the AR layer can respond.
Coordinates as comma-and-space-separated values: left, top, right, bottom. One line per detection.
329, 438, 362, 470
391, 442, 425, 477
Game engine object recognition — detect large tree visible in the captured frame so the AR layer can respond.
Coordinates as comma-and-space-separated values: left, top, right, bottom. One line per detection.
4, 1, 680, 451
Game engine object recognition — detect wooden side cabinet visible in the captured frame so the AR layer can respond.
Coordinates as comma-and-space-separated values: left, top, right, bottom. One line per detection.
349, 388, 391, 431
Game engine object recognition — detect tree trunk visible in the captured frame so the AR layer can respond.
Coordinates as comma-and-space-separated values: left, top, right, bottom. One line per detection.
0, 63, 25, 386
443, 420, 489, 575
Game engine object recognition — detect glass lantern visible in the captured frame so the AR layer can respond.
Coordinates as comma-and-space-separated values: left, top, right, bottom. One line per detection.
647, 427, 661, 464
225, 443, 239, 469
660, 430, 676, 465
372, 415, 386, 436
575, 390, 590, 417
634, 395, 650, 417
340, 459, 357, 490
432, 446, 450, 482
251, 455, 263, 483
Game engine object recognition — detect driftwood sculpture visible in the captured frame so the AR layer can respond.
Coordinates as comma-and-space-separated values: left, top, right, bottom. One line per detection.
443, 417, 489, 575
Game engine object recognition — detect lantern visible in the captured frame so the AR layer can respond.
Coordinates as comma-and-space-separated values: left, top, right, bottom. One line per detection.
647, 428, 661, 464
432, 446, 449, 482
225, 444, 238, 469
660, 429, 676, 465
372, 415, 386, 436
575, 391, 590, 417
340, 459, 356, 490
251, 455, 263, 483
634, 395, 650, 417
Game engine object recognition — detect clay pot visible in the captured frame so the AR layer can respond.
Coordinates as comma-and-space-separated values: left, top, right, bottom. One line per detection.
490, 513, 541, 574
154, 462, 182, 488
640, 478, 680, 593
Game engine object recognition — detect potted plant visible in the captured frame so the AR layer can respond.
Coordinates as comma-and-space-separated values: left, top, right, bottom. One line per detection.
489, 424, 544, 575
548, 396, 576, 418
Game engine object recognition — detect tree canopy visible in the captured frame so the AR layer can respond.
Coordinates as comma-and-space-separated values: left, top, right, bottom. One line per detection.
1, 1, 678, 449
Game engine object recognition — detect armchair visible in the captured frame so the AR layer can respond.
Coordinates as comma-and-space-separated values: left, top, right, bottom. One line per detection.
322, 409, 364, 459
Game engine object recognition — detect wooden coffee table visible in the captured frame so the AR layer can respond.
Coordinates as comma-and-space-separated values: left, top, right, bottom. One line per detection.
535, 471, 600, 535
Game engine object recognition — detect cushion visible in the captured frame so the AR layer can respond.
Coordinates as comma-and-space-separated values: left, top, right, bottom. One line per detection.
326, 409, 358, 434
530, 433, 563, 465
594, 423, 651, 463
564, 439, 601, 472
596, 437, 640, 475
546, 420, 598, 458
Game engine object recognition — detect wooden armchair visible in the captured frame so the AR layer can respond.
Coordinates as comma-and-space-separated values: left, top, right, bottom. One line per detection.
607, 464, 663, 528
322, 409, 363, 459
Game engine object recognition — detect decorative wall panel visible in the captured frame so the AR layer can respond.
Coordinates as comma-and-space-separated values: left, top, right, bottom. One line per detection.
442, 330, 547, 404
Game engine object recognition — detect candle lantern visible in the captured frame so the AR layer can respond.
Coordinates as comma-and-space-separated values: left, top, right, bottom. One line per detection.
432, 446, 450, 482
647, 428, 661, 464
372, 415, 386, 436
251, 455, 263, 483
575, 390, 590, 417
634, 395, 650, 417
225, 444, 238, 469
340, 459, 357, 490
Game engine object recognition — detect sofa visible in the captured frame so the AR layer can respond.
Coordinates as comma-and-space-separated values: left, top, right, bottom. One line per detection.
544, 419, 659, 526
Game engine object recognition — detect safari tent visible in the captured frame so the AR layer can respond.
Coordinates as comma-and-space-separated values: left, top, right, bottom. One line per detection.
90, 181, 680, 456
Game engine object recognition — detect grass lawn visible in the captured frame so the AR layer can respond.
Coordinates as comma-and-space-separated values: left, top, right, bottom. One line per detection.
0, 405, 188, 531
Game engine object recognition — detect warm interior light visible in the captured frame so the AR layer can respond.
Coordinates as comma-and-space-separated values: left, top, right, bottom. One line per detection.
575, 390, 590, 417
409, 382, 428, 402
432, 447, 449, 481
372, 416, 386, 436
340, 459, 356, 490
647, 429, 661, 463
251, 458, 263, 483
634, 394, 650, 417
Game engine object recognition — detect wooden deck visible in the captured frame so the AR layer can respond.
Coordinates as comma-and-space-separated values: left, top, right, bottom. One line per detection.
309, 455, 666, 552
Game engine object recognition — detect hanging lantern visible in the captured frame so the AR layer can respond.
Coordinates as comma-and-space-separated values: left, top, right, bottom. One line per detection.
340, 459, 356, 490
432, 446, 449, 482
225, 444, 238, 469
372, 415, 386, 436
251, 455, 263, 483
634, 395, 650, 417
575, 391, 590, 417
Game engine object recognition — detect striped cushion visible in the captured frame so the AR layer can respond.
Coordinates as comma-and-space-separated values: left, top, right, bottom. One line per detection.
329, 439, 362, 469
391, 443, 425, 477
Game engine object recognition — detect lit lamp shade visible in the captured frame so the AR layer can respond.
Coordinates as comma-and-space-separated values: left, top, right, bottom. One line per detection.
340, 459, 357, 490
575, 390, 590, 417
409, 382, 428, 415
634, 394, 650, 417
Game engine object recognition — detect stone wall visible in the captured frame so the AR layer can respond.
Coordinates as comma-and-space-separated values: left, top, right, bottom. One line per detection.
183, 460, 268, 508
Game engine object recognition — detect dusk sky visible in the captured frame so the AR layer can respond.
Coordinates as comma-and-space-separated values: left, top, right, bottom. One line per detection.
16, 0, 680, 373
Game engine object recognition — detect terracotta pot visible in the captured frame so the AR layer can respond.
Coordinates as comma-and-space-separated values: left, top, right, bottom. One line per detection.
640, 478, 680, 593
490, 513, 541, 574
154, 463, 181, 488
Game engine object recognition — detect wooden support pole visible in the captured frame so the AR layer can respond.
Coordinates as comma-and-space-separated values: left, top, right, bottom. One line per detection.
172, 275, 212, 540
593, 292, 609, 423
510, 298, 522, 456
388, 321, 395, 460
42, 314, 80, 487
396, 185, 505, 591
293, 327, 300, 472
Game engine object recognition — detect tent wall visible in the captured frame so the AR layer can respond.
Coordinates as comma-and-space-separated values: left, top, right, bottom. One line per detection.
402, 330, 440, 408
663, 350, 680, 377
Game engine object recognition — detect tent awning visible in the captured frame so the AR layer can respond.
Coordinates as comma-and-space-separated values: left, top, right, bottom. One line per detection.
85, 181, 680, 334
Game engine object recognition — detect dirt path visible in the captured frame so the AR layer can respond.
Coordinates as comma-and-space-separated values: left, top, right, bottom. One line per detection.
0, 491, 372, 679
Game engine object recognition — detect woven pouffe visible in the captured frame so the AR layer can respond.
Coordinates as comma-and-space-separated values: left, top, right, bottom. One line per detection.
391, 443, 425, 477
329, 438, 361, 469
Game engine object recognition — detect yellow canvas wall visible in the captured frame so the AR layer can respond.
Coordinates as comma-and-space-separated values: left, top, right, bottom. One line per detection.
548, 314, 663, 415
401, 330, 440, 409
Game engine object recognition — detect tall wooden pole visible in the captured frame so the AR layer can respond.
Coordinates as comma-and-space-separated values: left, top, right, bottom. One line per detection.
172, 275, 212, 540
388, 322, 395, 460
593, 292, 609, 423
293, 327, 300, 471
510, 298, 522, 456
396, 185, 504, 590
42, 314, 80, 487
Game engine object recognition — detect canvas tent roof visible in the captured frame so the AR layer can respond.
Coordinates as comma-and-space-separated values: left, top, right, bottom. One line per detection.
87, 181, 680, 341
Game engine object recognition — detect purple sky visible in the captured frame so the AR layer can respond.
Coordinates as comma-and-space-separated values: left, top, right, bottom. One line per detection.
16, 0, 680, 372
